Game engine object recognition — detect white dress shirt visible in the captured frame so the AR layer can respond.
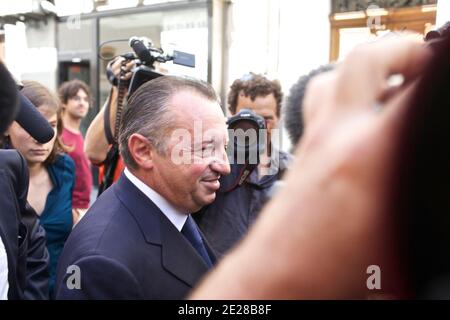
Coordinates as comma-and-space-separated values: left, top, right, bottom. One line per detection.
0, 234, 9, 300
124, 168, 188, 231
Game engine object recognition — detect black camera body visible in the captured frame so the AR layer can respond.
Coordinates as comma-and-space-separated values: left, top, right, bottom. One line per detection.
127, 37, 195, 96
219, 108, 267, 193
227, 108, 266, 165
128, 65, 164, 98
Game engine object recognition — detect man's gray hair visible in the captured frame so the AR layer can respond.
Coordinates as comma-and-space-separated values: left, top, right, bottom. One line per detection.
119, 75, 220, 169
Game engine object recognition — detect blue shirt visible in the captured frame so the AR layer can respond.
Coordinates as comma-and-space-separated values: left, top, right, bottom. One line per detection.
39, 154, 75, 297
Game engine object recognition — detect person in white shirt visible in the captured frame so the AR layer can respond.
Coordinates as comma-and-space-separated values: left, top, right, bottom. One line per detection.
0, 235, 8, 300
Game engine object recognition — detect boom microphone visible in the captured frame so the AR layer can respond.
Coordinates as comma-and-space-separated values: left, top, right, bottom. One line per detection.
16, 92, 55, 144
0, 62, 19, 135
0, 62, 54, 143
129, 37, 153, 65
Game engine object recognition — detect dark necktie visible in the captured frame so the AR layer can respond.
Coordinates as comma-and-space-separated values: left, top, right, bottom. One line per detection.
181, 215, 213, 267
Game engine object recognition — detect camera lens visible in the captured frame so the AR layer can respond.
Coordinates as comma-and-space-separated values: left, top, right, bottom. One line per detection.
230, 119, 259, 149
227, 109, 266, 165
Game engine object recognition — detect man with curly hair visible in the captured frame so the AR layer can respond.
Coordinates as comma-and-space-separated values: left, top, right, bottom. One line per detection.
195, 73, 291, 258
227, 73, 284, 155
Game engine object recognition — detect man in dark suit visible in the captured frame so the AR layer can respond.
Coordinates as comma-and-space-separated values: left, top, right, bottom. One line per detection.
0, 61, 51, 300
55, 76, 230, 299
0, 150, 49, 299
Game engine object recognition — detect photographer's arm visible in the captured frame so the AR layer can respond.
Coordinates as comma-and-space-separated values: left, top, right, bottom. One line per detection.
84, 58, 134, 165
84, 88, 118, 165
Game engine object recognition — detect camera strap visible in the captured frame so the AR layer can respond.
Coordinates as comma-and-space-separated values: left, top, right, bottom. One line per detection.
103, 88, 114, 145
238, 165, 256, 186
98, 143, 120, 196
98, 60, 129, 196
222, 163, 258, 193
103, 58, 130, 145
113, 60, 129, 142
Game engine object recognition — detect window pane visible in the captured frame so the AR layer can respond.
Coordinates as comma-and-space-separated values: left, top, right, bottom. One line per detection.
58, 18, 93, 52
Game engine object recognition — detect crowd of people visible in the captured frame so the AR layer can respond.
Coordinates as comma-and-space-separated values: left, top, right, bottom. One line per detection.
0, 23, 449, 300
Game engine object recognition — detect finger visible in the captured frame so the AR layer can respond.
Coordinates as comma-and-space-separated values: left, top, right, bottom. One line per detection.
336, 36, 431, 110
302, 71, 338, 126
112, 57, 126, 71
112, 64, 122, 75
121, 72, 133, 81
124, 61, 135, 71
379, 80, 419, 136
112, 56, 125, 66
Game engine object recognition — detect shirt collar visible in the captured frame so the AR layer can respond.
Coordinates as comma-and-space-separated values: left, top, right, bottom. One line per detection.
124, 168, 188, 231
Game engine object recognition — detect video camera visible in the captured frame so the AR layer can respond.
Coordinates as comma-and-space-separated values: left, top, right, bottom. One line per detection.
105, 36, 196, 97
127, 36, 196, 96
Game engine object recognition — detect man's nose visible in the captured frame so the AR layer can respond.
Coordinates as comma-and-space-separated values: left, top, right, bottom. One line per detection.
210, 156, 231, 176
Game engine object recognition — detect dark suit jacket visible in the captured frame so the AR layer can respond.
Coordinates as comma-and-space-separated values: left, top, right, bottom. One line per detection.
55, 173, 215, 299
0, 149, 49, 299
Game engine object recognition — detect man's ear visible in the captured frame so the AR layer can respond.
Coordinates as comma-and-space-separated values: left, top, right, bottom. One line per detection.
128, 133, 154, 169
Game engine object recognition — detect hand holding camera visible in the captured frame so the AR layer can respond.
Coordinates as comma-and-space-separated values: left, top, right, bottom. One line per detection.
106, 56, 136, 86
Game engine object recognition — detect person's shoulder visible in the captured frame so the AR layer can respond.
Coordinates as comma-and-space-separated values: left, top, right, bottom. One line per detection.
79, 184, 126, 229
51, 153, 76, 184
0, 149, 28, 194
54, 153, 75, 171
276, 149, 293, 170
54, 252, 143, 300
62, 198, 119, 256
66, 187, 137, 256
61, 126, 80, 137
61, 127, 82, 144
60, 127, 71, 139
0, 149, 25, 168
54, 211, 124, 298
278, 149, 292, 158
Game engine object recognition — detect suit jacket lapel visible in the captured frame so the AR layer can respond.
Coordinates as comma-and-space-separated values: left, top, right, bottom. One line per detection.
159, 215, 211, 287
114, 173, 212, 287
114, 174, 161, 245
